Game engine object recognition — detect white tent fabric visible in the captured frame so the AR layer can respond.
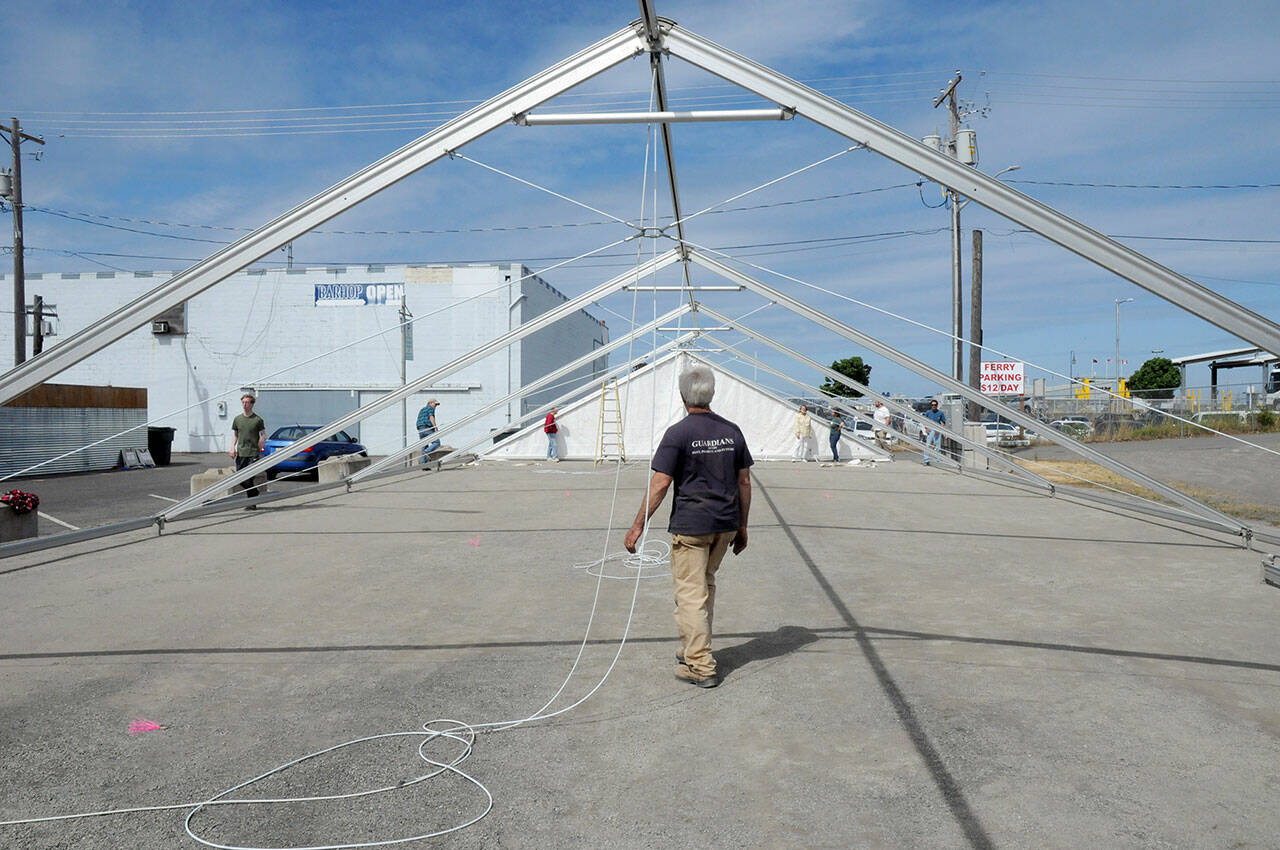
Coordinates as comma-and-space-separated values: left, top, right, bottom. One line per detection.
481, 351, 885, 462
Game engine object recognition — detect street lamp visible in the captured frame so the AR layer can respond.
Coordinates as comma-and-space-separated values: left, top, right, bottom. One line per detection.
1114, 297, 1134, 382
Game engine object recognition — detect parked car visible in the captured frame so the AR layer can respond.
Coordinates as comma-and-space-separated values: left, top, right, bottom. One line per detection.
984, 421, 1031, 446
1050, 419, 1093, 439
850, 418, 877, 441
261, 425, 367, 479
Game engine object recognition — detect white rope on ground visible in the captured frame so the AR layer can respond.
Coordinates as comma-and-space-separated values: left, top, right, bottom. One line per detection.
574, 539, 671, 580
1, 233, 636, 482
685, 240, 1280, 459
0, 70, 674, 850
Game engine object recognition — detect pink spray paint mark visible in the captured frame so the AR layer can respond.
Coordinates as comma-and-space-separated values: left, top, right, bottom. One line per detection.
825, 492, 830, 498
129, 718, 163, 735
565, 490, 571, 497
468, 536, 481, 547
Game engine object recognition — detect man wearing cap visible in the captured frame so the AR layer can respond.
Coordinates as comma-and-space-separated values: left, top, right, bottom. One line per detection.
624, 364, 753, 690
416, 398, 441, 464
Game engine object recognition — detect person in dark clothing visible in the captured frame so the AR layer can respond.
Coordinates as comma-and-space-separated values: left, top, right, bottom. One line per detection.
229, 393, 266, 508
624, 364, 753, 689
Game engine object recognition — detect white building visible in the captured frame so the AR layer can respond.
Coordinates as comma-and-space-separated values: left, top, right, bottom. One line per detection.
1, 263, 608, 455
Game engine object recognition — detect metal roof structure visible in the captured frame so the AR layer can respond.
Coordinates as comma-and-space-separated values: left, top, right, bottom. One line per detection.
1170, 347, 1278, 367
2, 1, 1279, 553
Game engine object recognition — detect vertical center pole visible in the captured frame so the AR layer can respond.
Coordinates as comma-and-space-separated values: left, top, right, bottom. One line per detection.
11, 118, 25, 367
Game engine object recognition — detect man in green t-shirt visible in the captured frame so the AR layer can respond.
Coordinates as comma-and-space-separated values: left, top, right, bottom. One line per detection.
230, 393, 266, 507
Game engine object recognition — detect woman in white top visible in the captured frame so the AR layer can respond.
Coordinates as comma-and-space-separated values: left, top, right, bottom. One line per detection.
792, 405, 814, 461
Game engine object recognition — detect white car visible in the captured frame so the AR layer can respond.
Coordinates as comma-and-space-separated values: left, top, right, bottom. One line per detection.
985, 421, 1030, 446
850, 419, 877, 441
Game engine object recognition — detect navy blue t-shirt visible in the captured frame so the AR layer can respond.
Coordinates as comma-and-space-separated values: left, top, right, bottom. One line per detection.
651, 411, 754, 535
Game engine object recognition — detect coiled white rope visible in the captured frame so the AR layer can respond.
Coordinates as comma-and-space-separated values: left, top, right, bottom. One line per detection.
575, 538, 671, 580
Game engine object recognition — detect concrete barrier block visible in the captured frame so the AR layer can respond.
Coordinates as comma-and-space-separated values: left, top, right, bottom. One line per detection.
0, 509, 38, 542
190, 467, 267, 498
962, 423, 990, 470
318, 453, 372, 483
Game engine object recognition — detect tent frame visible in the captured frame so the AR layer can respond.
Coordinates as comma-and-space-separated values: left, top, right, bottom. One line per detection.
1, 7, 1275, 552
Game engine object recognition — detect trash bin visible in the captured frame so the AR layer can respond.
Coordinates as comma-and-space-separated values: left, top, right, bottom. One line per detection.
147, 426, 176, 466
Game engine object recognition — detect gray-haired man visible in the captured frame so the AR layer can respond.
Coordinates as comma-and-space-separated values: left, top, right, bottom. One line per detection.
625, 365, 753, 689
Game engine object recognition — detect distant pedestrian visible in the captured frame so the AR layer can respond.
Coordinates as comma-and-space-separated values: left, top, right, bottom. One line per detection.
922, 399, 946, 465
230, 393, 266, 508
544, 406, 560, 462
792, 404, 815, 461
416, 398, 441, 464
624, 365, 752, 690
828, 411, 844, 462
873, 400, 892, 450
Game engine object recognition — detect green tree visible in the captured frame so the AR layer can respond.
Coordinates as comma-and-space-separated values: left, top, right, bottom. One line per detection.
820, 356, 871, 398
1127, 356, 1181, 400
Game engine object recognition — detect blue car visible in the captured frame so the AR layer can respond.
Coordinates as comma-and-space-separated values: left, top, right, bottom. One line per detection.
261, 425, 367, 479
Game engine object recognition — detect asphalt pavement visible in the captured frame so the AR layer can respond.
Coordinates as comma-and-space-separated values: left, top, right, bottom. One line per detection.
1, 460, 1276, 849
10, 453, 318, 534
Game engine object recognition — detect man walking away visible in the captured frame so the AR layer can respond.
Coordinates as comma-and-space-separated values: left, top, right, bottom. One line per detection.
828, 411, 844, 462
873, 400, 892, 451
230, 393, 266, 509
544, 406, 560, 462
624, 365, 752, 689
922, 399, 946, 465
416, 398, 441, 464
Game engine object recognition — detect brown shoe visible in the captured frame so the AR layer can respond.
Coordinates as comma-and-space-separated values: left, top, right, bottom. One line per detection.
675, 667, 719, 689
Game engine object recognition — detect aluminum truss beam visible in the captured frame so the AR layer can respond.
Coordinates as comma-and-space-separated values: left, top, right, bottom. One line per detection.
431, 332, 696, 467
687, 249, 1246, 534
698, 339, 906, 464
637, 10, 697, 308
661, 26, 1280, 356
699, 327, 1050, 482
0, 26, 649, 406
160, 249, 681, 521
517, 108, 792, 125
699, 323, 1043, 481
349, 305, 692, 481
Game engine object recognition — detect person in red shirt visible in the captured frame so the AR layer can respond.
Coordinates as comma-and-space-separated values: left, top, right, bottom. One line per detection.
544, 406, 560, 462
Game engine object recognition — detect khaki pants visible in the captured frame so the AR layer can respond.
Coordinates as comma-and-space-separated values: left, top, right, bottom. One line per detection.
671, 530, 737, 678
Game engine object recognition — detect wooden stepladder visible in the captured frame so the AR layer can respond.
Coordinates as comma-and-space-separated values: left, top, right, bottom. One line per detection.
595, 378, 626, 466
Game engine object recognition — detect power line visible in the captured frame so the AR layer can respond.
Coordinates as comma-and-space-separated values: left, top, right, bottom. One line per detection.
1007, 179, 1280, 189
18, 182, 922, 242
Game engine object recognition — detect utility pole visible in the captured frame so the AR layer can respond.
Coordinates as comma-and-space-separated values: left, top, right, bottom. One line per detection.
933, 73, 965, 382
967, 229, 983, 420
2, 118, 45, 367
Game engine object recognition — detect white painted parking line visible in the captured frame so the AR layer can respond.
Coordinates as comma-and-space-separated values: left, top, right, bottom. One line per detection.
38, 511, 80, 531
147, 493, 179, 503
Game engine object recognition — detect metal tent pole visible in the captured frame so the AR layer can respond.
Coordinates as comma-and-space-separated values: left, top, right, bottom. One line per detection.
686, 249, 1246, 534
430, 332, 696, 467
658, 25, 1280, 356
698, 327, 1046, 484
349, 305, 692, 481
0, 25, 648, 405
160, 249, 680, 521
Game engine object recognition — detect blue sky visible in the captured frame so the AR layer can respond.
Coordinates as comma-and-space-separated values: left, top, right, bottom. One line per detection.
4, 0, 1279, 398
